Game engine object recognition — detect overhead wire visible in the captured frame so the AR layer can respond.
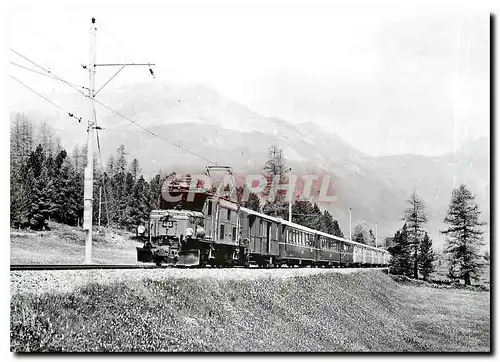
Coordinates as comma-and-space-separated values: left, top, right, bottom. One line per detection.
90, 97, 218, 166
10, 48, 89, 97
9, 74, 84, 124
10, 61, 89, 90
11, 48, 218, 167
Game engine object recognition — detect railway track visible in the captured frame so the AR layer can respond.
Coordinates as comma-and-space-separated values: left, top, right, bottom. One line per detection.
11, 263, 389, 272
10, 264, 167, 271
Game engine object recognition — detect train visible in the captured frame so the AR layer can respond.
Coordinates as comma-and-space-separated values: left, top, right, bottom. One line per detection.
136, 175, 390, 268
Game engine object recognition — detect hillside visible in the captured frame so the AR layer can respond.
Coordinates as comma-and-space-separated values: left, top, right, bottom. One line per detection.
10, 270, 490, 352
10, 82, 490, 248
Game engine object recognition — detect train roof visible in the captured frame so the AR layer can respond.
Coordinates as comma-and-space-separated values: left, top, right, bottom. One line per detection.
236, 205, 388, 253
150, 209, 204, 218
239, 206, 282, 223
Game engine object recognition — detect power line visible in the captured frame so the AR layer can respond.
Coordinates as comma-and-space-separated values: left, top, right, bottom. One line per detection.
10, 61, 88, 90
9, 74, 84, 123
10, 48, 89, 97
91, 97, 218, 166
11, 49, 218, 167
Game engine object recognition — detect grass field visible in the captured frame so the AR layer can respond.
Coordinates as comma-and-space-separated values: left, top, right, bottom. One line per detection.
10, 270, 490, 352
432, 255, 490, 288
10, 222, 139, 265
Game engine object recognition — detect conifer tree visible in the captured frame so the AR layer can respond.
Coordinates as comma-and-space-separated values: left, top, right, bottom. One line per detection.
418, 232, 435, 281
320, 210, 335, 234
245, 193, 261, 212
441, 184, 486, 286
403, 191, 428, 279
263, 145, 288, 203
149, 174, 163, 210
388, 224, 412, 276
130, 158, 141, 181
332, 219, 344, 238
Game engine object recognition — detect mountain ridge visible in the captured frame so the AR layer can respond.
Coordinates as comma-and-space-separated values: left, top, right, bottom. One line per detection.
10, 82, 490, 249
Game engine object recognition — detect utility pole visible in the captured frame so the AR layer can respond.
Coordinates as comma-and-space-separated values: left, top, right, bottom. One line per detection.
83, 17, 97, 264
349, 208, 352, 241
288, 167, 292, 222
82, 17, 155, 264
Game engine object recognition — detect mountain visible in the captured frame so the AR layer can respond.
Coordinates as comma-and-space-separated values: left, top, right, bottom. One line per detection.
10, 82, 490, 249
373, 137, 490, 250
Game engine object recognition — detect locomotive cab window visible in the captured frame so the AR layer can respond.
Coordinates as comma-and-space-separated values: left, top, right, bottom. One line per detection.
207, 201, 213, 216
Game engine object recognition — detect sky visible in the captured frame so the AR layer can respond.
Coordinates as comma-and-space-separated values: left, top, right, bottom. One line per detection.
7, 0, 490, 157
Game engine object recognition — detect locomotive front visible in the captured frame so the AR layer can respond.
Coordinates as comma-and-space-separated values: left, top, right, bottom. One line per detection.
137, 209, 206, 266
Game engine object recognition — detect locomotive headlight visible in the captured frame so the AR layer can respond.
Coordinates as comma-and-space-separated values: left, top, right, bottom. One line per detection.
186, 227, 194, 237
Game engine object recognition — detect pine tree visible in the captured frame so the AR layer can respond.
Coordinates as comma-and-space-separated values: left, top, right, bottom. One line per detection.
46, 149, 68, 222
115, 145, 127, 174
130, 158, 141, 181
106, 154, 116, 176
244, 192, 261, 212
320, 210, 335, 234
418, 232, 435, 281
37, 121, 57, 157
310, 203, 322, 230
388, 224, 412, 276
441, 184, 486, 286
403, 191, 428, 279
59, 158, 82, 226
10, 160, 32, 227
290, 199, 314, 227
262, 200, 289, 220
149, 174, 163, 210
263, 145, 288, 203
332, 219, 344, 238
126, 175, 151, 228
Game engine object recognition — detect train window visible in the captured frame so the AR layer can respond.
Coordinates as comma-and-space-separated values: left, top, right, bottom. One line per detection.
220, 224, 225, 240
207, 201, 213, 216
232, 227, 236, 241
227, 209, 231, 221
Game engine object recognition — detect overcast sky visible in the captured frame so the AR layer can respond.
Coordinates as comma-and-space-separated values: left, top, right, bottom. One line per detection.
8, 0, 490, 157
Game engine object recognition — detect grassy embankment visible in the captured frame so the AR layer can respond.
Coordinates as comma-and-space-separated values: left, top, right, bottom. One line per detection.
10, 221, 139, 264
11, 270, 490, 352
